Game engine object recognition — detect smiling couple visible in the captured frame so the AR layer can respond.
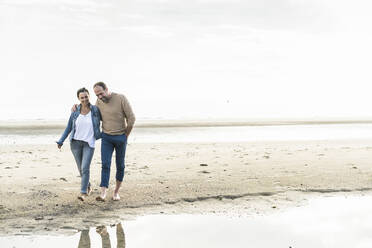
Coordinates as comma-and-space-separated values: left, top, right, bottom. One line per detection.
56, 82, 136, 202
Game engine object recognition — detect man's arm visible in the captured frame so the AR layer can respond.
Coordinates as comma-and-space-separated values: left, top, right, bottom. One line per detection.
121, 95, 135, 136
71, 104, 79, 112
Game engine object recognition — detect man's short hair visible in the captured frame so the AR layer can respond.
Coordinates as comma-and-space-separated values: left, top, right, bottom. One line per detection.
77, 87, 89, 98
93, 82, 107, 90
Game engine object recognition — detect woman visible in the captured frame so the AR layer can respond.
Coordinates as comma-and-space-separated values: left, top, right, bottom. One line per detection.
57, 87, 101, 201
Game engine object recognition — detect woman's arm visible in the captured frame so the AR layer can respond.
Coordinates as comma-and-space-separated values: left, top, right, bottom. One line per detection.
56, 113, 74, 146
97, 106, 102, 121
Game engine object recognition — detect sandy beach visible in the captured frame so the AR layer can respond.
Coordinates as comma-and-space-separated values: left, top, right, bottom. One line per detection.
1, 136, 372, 235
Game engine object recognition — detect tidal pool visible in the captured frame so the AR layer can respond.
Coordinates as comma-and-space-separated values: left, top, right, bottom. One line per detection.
2, 195, 372, 248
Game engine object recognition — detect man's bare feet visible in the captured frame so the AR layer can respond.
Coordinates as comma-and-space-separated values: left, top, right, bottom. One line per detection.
96, 195, 106, 201
96, 187, 107, 202
96, 226, 108, 235
78, 193, 88, 201
112, 193, 120, 201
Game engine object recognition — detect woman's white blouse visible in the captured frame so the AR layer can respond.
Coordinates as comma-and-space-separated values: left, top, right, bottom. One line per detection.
74, 111, 95, 148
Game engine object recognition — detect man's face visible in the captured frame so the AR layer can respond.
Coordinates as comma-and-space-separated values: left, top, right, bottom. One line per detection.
94, 86, 109, 103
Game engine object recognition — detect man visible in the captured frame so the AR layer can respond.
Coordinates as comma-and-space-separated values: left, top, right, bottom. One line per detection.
93, 82, 135, 201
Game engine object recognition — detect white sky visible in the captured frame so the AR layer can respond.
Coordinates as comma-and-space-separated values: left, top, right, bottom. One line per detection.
1, 0, 372, 120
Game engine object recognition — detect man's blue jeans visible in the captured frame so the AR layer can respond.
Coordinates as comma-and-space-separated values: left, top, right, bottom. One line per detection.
100, 133, 127, 188
70, 140, 94, 194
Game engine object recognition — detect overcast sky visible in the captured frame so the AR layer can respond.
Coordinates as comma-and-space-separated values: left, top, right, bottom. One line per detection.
1, 0, 372, 120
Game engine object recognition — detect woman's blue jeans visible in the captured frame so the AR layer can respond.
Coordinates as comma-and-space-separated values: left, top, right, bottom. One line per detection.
100, 133, 127, 188
70, 139, 95, 194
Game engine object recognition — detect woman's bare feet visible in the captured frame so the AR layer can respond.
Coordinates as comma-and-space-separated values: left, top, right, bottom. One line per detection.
78, 193, 88, 201
87, 186, 92, 196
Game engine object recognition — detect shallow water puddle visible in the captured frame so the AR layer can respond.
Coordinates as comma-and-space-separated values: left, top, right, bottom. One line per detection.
2, 195, 372, 248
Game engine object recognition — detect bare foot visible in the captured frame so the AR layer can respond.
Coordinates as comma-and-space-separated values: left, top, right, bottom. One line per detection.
112, 193, 120, 201
87, 186, 92, 196
96, 187, 107, 202
96, 226, 108, 235
96, 195, 105, 202
78, 193, 88, 201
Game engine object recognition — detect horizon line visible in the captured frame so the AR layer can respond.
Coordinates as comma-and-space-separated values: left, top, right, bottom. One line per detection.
2, 118, 372, 130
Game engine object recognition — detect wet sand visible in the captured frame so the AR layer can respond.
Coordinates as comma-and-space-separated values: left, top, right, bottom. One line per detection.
1, 139, 372, 235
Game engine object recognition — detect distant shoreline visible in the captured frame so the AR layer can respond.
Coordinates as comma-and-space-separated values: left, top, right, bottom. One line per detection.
1, 118, 372, 131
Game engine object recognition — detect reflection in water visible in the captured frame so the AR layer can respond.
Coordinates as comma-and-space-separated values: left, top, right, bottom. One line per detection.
78, 223, 125, 248
4, 196, 372, 248
78, 230, 91, 248
116, 223, 126, 248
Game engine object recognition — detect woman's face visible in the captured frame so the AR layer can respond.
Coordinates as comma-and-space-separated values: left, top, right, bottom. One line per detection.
78, 92, 90, 105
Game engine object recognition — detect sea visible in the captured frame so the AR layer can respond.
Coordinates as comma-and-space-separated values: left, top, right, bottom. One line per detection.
1, 119, 372, 145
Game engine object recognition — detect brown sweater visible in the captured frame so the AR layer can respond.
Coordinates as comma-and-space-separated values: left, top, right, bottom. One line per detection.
96, 92, 136, 135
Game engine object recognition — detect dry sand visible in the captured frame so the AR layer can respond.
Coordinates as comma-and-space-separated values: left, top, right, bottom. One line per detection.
1, 139, 372, 235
